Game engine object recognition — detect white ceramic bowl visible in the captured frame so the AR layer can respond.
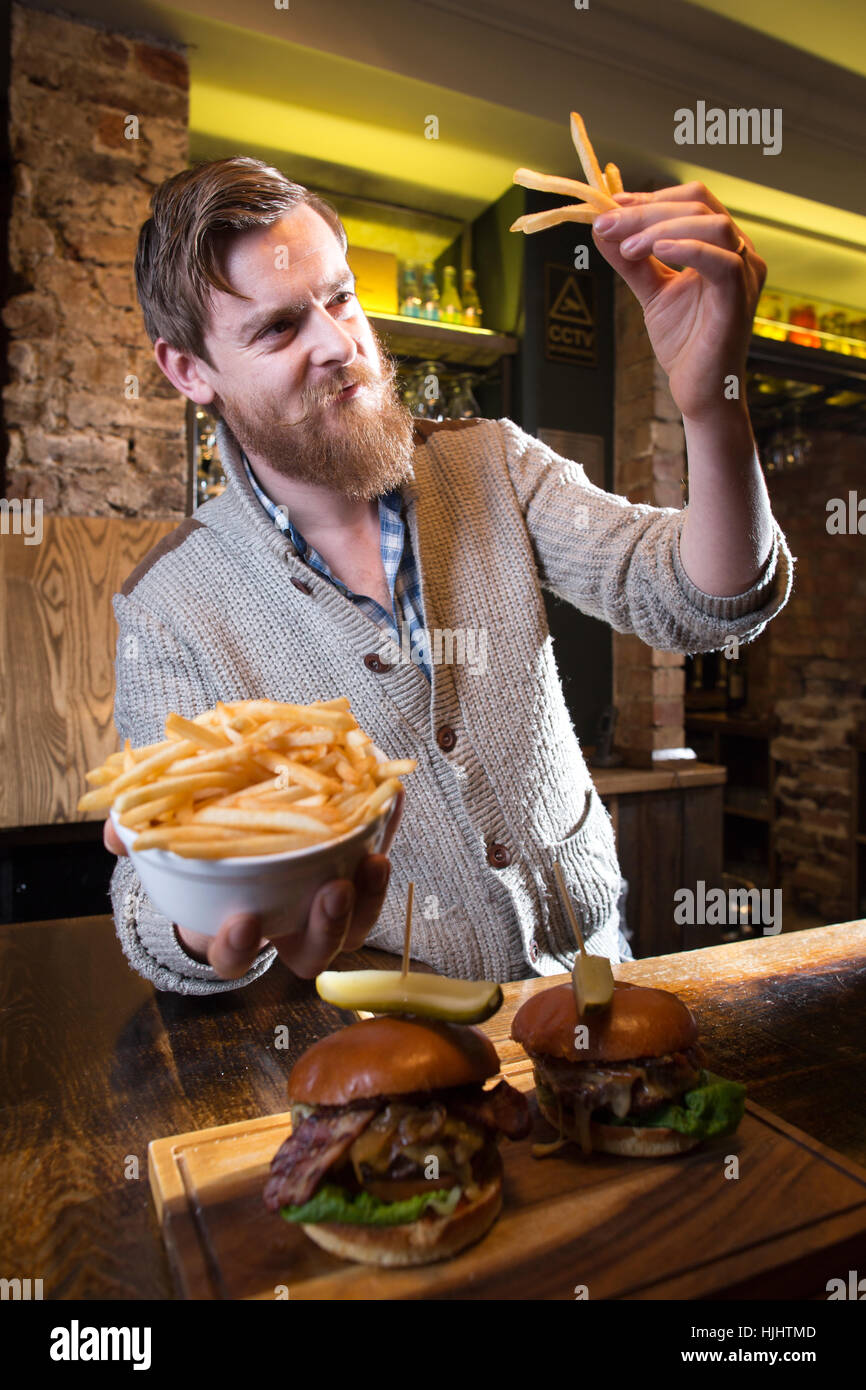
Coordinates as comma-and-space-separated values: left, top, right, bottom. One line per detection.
110, 771, 396, 939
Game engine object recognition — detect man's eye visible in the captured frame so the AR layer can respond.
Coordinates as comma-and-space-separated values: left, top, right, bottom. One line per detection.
266, 319, 293, 336
332, 292, 355, 308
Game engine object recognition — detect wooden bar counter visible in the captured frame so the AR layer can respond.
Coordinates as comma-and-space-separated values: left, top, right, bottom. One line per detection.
0, 914, 863, 1299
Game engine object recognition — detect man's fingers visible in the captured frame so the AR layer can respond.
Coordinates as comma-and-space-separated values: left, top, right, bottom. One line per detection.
104, 819, 127, 856
608, 214, 742, 262
591, 225, 674, 307
272, 879, 356, 979
614, 181, 728, 215
208, 912, 268, 979
651, 238, 751, 288
341, 852, 392, 951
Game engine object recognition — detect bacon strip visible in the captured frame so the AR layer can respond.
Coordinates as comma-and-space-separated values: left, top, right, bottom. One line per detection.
450, 1079, 531, 1140
263, 1107, 378, 1211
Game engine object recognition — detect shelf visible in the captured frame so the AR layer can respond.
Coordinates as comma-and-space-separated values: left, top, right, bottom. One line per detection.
368, 313, 519, 368
748, 334, 866, 388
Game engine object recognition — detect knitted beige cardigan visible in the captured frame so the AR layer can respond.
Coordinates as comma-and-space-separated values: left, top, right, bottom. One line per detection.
109, 416, 793, 993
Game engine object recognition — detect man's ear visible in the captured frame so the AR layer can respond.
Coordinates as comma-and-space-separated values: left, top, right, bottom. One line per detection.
154, 338, 217, 406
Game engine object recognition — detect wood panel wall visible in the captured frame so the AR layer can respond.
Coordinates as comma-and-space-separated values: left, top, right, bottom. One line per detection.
0, 518, 176, 828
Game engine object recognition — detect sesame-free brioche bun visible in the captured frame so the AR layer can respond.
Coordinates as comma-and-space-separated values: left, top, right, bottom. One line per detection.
510, 980, 698, 1063
301, 1150, 504, 1267
288, 1016, 500, 1106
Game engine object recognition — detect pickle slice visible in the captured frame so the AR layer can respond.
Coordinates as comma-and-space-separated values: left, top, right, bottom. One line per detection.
572, 953, 615, 1016
316, 969, 504, 1023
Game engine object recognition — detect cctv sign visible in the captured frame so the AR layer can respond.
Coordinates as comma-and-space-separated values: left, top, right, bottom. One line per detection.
545, 264, 597, 367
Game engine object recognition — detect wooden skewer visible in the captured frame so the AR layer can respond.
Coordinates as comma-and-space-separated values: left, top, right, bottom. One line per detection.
401, 880, 414, 979
553, 860, 586, 956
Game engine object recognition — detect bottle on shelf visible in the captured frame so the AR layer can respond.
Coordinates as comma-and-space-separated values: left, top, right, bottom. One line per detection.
461, 268, 483, 327
787, 302, 820, 350
440, 265, 463, 324
399, 264, 422, 319
819, 309, 849, 355
420, 264, 440, 320
754, 290, 787, 342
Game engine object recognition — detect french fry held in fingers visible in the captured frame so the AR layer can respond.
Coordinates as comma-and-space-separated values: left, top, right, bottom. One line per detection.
603, 162, 623, 196
510, 110, 623, 236
510, 206, 597, 235
79, 697, 416, 859
569, 111, 606, 192
511, 168, 615, 212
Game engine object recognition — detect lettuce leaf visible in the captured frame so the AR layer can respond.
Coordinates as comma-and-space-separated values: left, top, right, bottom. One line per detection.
598, 1069, 746, 1138
280, 1182, 463, 1227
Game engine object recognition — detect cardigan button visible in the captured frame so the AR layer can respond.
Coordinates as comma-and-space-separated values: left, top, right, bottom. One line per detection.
363, 653, 393, 674
486, 841, 512, 869
290, 577, 313, 595
436, 725, 457, 751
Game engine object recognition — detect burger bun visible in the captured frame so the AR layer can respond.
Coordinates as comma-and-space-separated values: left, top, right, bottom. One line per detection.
300, 1153, 503, 1266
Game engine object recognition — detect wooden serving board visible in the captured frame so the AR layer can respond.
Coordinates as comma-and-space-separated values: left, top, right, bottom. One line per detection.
149, 1059, 866, 1300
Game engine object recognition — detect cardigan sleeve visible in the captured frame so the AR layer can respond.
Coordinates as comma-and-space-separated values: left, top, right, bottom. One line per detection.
498, 416, 793, 653
107, 592, 277, 995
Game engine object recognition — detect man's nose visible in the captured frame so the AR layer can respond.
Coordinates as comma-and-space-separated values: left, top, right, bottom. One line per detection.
304, 304, 358, 366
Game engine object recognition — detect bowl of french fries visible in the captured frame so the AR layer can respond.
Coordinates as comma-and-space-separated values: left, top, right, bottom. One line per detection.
79, 697, 416, 939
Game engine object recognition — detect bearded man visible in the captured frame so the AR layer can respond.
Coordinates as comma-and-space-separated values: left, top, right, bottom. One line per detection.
105, 157, 791, 993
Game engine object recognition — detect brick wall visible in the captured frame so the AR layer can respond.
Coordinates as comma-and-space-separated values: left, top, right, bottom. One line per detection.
746, 428, 866, 921
612, 277, 688, 764
3, 4, 189, 516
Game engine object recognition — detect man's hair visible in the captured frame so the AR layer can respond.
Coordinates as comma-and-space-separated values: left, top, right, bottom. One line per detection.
134, 157, 348, 367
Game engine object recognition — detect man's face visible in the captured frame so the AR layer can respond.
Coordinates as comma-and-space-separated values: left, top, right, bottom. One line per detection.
197, 204, 414, 499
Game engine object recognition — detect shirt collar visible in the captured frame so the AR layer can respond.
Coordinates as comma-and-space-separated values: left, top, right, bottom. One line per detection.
240, 449, 405, 533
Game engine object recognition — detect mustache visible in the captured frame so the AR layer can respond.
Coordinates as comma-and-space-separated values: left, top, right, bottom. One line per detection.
296, 344, 399, 419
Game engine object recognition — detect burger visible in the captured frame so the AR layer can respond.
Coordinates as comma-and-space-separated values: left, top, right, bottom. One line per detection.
264, 1015, 530, 1266
511, 981, 746, 1157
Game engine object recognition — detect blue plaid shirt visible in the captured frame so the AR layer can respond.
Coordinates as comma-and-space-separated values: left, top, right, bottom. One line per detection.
241, 451, 432, 682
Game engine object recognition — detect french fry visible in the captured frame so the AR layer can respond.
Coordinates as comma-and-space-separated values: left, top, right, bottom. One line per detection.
344, 777, 401, 827
77, 740, 198, 811
281, 729, 341, 747
193, 806, 346, 835
373, 758, 418, 779
570, 111, 605, 191
512, 168, 615, 212
131, 825, 239, 850
119, 792, 186, 828
604, 162, 623, 195
511, 206, 597, 235
254, 753, 342, 794
85, 765, 122, 786
166, 745, 263, 777
232, 700, 354, 731
334, 756, 361, 785
113, 772, 244, 814
365, 777, 401, 812
168, 834, 323, 858
165, 712, 228, 750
